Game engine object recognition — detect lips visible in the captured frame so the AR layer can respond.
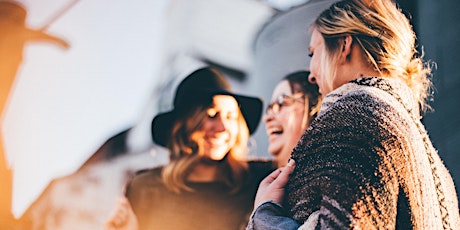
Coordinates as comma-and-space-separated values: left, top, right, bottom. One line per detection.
267, 127, 283, 136
206, 135, 228, 146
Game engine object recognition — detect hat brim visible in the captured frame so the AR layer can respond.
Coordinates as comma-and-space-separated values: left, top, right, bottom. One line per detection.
151, 92, 263, 147
232, 94, 263, 134
151, 110, 176, 147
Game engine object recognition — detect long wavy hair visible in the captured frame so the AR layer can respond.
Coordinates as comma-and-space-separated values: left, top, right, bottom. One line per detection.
313, 0, 433, 112
161, 101, 250, 194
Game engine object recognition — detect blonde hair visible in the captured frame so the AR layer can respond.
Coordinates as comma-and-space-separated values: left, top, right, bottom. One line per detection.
162, 101, 250, 194
313, 0, 433, 112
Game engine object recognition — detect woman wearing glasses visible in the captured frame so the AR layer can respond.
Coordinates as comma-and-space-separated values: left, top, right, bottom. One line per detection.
264, 71, 320, 168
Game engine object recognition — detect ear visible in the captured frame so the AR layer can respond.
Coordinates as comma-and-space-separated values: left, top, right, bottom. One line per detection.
340, 35, 353, 64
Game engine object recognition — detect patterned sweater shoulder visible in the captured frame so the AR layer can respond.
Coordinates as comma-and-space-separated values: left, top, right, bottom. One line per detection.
287, 77, 459, 229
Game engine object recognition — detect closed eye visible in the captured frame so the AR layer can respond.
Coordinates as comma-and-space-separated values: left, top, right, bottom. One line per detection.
207, 108, 218, 118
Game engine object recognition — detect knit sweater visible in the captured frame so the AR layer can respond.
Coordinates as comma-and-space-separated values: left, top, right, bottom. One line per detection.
125, 160, 275, 230
286, 77, 459, 229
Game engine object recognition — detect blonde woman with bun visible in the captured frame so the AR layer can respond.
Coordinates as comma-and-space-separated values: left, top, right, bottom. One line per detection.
248, 0, 459, 229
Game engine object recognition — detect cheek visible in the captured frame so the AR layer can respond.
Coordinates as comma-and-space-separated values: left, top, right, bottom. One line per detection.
286, 111, 303, 132
286, 109, 306, 132
226, 122, 239, 141
200, 119, 212, 132
191, 131, 204, 147
282, 112, 301, 131
310, 56, 321, 77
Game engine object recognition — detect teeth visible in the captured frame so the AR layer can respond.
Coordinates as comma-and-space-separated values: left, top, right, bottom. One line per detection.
206, 136, 228, 145
267, 127, 283, 135
209, 138, 226, 144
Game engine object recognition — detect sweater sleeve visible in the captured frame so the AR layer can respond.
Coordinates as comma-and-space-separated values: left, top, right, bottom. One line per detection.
286, 92, 403, 229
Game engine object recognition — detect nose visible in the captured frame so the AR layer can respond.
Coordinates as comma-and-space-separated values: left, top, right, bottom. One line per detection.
213, 115, 226, 132
308, 73, 317, 84
263, 112, 274, 124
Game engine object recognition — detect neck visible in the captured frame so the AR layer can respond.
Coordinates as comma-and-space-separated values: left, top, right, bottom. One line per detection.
338, 59, 380, 83
275, 148, 293, 168
187, 160, 223, 182
335, 43, 381, 88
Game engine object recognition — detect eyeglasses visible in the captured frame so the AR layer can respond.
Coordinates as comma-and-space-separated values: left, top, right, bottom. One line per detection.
266, 93, 305, 115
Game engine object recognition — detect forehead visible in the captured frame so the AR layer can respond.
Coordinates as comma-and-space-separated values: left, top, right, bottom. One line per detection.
271, 80, 292, 101
211, 94, 238, 109
310, 29, 323, 47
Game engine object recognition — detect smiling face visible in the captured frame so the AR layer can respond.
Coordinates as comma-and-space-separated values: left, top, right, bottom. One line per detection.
263, 80, 308, 167
193, 95, 240, 161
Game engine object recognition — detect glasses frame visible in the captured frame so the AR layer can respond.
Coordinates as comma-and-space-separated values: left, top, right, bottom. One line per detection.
266, 93, 305, 115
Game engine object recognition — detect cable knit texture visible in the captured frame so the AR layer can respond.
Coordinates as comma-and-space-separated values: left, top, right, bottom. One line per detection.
287, 77, 459, 229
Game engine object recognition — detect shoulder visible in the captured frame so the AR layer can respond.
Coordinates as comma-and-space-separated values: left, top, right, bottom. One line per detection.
125, 166, 164, 193
293, 85, 404, 172
133, 166, 163, 180
317, 87, 400, 134
334, 87, 389, 112
299, 87, 402, 156
319, 78, 413, 123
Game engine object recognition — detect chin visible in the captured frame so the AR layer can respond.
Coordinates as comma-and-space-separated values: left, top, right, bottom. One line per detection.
268, 144, 282, 156
209, 156, 226, 161
208, 150, 229, 161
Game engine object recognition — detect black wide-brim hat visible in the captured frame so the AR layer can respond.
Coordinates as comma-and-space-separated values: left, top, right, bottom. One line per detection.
151, 67, 263, 147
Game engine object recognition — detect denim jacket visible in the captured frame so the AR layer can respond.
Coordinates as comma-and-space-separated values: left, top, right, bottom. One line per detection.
246, 201, 300, 230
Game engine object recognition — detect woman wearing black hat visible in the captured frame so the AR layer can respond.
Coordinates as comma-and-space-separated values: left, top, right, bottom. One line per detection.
105, 67, 275, 230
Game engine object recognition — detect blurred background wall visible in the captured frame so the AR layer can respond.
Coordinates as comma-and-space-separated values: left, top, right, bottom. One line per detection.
416, 0, 460, 196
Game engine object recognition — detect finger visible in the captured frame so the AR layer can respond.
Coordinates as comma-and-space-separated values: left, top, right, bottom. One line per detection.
117, 197, 129, 207
261, 168, 282, 185
284, 159, 295, 174
107, 213, 122, 227
104, 222, 115, 230
272, 159, 295, 188
104, 218, 119, 229
106, 197, 130, 228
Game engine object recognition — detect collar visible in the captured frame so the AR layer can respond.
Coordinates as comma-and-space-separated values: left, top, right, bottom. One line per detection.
319, 77, 420, 119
